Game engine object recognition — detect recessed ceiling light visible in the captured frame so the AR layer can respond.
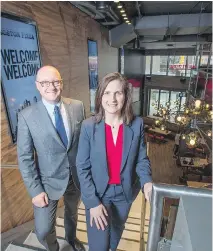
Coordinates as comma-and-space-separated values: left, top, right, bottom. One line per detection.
117, 3, 122, 8
122, 13, 127, 17
120, 9, 125, 13
114, 0, 119, 2
124, 17, 127, 20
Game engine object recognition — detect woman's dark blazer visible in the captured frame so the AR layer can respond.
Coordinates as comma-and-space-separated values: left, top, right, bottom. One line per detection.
76, 116, 152, 209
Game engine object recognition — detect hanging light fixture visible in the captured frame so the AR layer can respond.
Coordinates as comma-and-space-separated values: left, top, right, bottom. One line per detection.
207, 130, 212, 137
160, 124, 166, 131
155, 119, 161, 126
185, 132, 199, 148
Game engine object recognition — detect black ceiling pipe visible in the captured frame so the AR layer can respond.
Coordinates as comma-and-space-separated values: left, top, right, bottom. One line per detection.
133, 37, 140, 49
96, 1, 109, 11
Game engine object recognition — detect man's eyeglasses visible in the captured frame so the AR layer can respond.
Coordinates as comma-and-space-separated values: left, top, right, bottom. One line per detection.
36, 79, 63, 88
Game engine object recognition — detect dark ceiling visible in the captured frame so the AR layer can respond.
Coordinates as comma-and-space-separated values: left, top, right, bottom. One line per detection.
70, 1, 212, 53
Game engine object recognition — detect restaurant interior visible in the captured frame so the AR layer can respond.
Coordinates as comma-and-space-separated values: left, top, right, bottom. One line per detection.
1, 1, 212, 251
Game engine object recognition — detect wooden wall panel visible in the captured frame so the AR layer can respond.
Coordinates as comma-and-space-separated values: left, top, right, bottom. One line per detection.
1, 1, 118, 165
1, 1, 118, 232
1, 168, 34, 233
1, 168, 64, 233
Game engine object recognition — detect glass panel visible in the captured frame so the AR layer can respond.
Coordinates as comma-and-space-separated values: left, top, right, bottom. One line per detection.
149, 89, 159, 115
145, 56, 151, 75
186, 55, 196, 77
152, 56, 167, 75
180, 93, 186, 111
200, 55, 213, 66
168, 55, 186, 76
159, 90, 170, 106
170, 91, 181, 122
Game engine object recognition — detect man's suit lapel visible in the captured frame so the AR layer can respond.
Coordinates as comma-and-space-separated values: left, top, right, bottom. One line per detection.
36, 101, 66, 149
62, 98, 75, 150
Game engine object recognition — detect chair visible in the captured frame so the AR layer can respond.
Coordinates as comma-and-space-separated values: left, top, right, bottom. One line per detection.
148, 133, 155, 142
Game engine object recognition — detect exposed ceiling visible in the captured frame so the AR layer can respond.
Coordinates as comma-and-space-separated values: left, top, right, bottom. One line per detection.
70, 1, 212, 53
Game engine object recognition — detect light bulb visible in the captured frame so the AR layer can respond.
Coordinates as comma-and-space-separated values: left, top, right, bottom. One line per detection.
182, 135, 186, 139
177, 116, 182, 122
195, 99, 201, 108
155, 120, 160, 125
160, 125, 165, 131
185, 109, 189, 114
190, 139, 196, 145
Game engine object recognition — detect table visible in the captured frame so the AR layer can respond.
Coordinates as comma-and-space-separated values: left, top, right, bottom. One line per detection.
180, 157, 208, 168
187, 181, 212, 189
147, 115, 161, 120
148, 127, 171, 136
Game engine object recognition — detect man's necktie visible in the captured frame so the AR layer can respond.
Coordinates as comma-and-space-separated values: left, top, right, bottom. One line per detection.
54, 105, 68, 148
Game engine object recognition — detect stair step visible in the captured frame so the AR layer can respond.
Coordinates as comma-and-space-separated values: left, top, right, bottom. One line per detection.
77, 207, 141, 226
77, 212, 141, 225
79, 202, 142, 219
57, 216, 141, 232
64, 226, 139, 251
6, 244, 37, 251
23, 232, 89, 251
57, 222, 140, 242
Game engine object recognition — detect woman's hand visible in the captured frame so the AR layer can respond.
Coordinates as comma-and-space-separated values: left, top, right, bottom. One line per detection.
90, 204, 108, 230
144, 182, 153, 202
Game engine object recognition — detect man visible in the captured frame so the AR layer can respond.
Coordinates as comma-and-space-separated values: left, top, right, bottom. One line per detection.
17, 65, 85, 251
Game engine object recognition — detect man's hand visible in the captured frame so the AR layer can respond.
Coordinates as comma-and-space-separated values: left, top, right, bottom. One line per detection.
32, 192, 48, 207
90, 204, 108, 231
144, 182, 153, 202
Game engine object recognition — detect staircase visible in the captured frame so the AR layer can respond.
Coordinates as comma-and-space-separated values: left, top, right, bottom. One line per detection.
5, 192, 150, 251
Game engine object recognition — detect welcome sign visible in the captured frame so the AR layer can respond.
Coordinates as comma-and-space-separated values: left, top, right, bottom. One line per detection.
1, 14, 41, 143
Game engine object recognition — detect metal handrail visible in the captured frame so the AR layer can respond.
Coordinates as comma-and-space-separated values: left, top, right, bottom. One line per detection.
146, 183, 212, 251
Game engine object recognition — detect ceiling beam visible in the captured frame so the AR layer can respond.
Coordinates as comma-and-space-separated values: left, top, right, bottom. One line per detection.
135, 13, 212, 30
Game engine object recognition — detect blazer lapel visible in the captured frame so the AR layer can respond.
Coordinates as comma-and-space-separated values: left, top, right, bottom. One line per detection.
36, 101, 66, 149
62, 98, 74, 150
120, 124, 134, 173
95, 120, 108, 174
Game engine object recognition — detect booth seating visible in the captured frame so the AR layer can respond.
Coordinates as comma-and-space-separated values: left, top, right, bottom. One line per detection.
147, 133, 168, 144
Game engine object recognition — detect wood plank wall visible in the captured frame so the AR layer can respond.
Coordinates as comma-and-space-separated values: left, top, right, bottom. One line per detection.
1, 1, 118, 232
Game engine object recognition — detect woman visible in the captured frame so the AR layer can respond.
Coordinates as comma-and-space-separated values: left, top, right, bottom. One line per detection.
76, 72, 152, 251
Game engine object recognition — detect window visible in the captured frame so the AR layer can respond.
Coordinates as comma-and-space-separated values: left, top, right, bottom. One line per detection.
145, 56, 151, 75
145, 55, 207, 77
168, 56, 186, 76
200, 55, 213, 66
149, 89, 160, 115
152, 56, 167, 75
148, 89, 186, 122
159, 90, 170, 106
186, 56, 196, 77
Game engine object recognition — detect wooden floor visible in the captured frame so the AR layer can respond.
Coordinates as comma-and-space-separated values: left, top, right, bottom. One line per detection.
148, 139, 182, 185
